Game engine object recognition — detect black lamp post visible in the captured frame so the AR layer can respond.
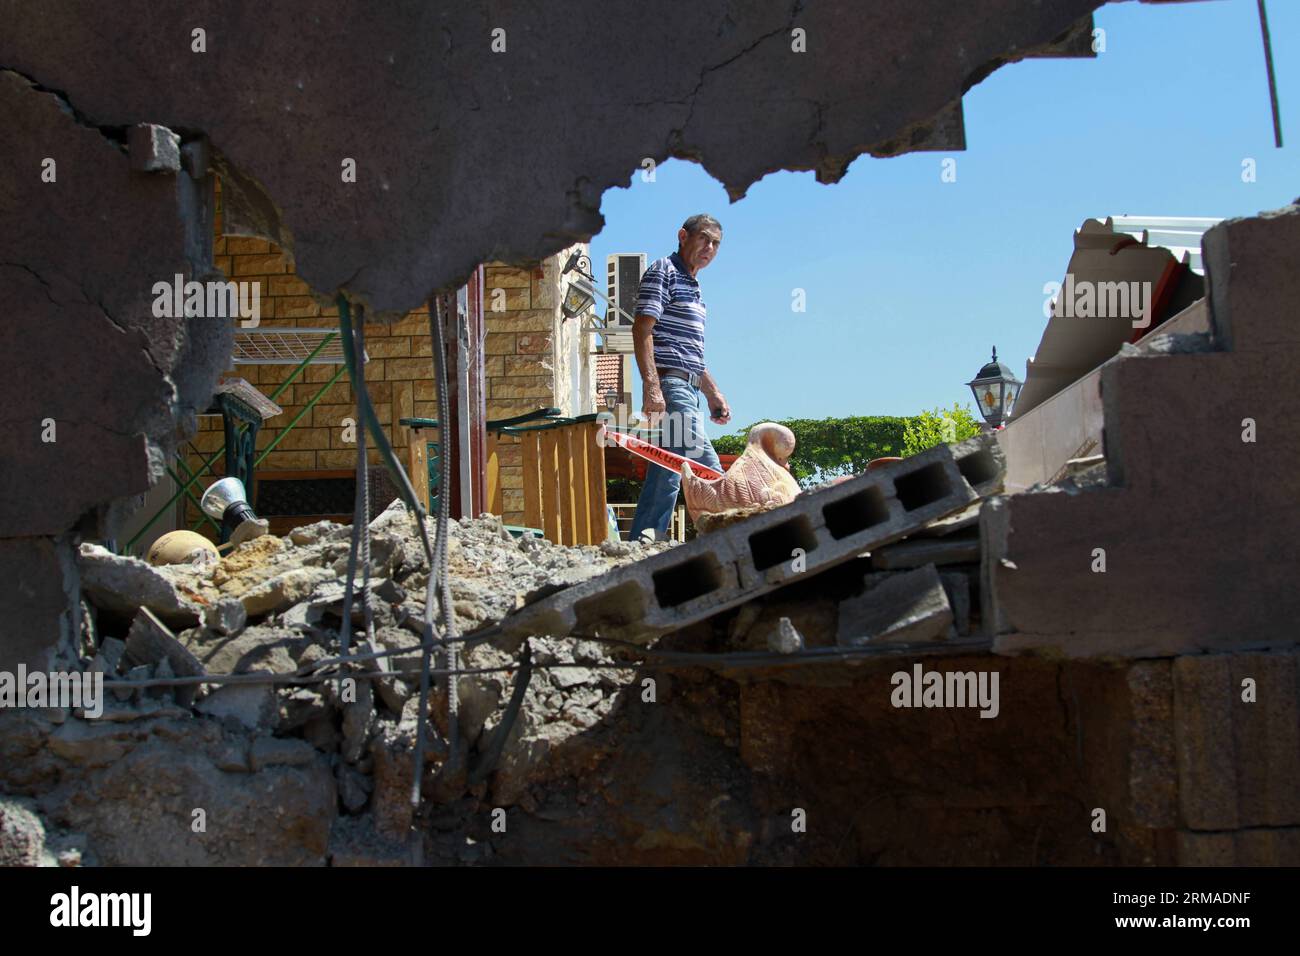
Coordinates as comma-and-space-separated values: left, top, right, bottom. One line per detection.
966, 346, 1022, 428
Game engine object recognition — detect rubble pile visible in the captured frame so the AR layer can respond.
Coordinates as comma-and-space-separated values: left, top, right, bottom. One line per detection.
1, 502, 672, 865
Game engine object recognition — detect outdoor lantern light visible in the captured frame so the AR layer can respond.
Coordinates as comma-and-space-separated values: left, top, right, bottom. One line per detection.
966, 346, 1022, 428
604, 389, 619, 411
561, 251, 597, 318
560, 251, 637, 328
201, 476, 269, 547
561, 280, 595, 318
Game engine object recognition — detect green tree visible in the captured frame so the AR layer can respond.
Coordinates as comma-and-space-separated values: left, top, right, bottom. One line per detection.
900, 403, 982, 457
711, 405, 981, 488
713, 416, 910, 488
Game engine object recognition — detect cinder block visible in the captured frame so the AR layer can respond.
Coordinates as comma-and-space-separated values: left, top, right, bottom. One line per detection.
1173, 655, 1238, 830
490, 436, 992, 647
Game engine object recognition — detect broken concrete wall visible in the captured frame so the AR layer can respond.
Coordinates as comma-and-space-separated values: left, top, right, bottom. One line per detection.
0, 71, 228, 672
985, 204, 1300, 658
0, 0, 1167, 670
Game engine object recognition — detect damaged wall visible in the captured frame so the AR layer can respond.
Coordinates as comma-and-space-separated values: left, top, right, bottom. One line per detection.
7, 0, 1281, 868
1, 0, 1136, 665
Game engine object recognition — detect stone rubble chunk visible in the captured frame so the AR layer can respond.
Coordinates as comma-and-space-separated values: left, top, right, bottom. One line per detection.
196, 682, 278, 732
278, 686, 330, 734
127, 122, 181, 172
97, 636, 126, 673
239, 566, 337, 617
334, 760, 373, 813
203, 597, 248, 636
124, 608, 205, 707
289, 520, 349, 546
550, 666, 593, 689
340, 674, 374, 764
149, 657, 175, 702
48, 720, 132, 766
79, 544, 205, 628
837, 564, 954, 646
182, 624, 300, 678
0, 797, 47, 867
369, 727, 415, 840
456, 675, 501, 747
115, 664, 148, 702
768, 617, 805, 654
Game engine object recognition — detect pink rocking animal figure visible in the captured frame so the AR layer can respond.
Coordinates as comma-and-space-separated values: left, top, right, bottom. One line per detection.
679, 422, 801, 520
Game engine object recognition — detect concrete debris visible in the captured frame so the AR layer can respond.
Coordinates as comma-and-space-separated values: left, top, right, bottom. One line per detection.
939, 571, 973, 638
127, 123, 181, 172
837, 564, 954, 646
203, 597, 248, 636
79, 544, 207, 628
196, 683, 279, 732
769, 617, 805, 655
124, 608, 205, 707
0, 796, 46, 866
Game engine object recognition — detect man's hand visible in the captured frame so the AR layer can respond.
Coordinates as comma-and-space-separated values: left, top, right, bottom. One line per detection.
643, 385, 666, 426
706, 391, 731, 425
700, 369, 729, 424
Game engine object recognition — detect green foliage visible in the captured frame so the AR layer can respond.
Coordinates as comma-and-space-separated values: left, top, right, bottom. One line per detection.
900, 404, 982, 457
711, 405, 981, 488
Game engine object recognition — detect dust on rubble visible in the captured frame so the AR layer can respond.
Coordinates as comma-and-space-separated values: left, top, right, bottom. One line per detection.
12, 501, 675, 865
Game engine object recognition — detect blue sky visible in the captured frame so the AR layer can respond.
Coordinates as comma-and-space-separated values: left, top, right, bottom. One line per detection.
589, 0, 1297, 427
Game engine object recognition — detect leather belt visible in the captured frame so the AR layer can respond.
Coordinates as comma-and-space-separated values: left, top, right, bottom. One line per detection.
657, 367, 702, 388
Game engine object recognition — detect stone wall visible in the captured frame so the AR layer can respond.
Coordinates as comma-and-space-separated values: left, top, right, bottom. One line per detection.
182, 187, 590, 529
483, 242, 592, 524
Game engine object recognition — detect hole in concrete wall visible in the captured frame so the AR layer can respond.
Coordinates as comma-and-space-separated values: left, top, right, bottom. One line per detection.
574, 580, 647, 630
653, 553, 724, 608
956, 447, 998, 489
748, 515, 818, 571
822, 485, 890, 540
894, 462, 950, 511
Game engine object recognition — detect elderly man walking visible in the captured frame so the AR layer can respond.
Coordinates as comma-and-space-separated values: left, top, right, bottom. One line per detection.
629, 214, 731, 542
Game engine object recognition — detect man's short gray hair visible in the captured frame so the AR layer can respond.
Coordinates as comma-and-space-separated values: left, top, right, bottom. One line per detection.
681, 213, 722, 237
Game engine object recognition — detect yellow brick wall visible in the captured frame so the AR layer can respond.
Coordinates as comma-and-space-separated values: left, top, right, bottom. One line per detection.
185, 180, 588, 528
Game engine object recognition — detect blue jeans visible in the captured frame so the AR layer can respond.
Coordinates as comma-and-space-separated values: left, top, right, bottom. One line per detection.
629, 377, 722, 541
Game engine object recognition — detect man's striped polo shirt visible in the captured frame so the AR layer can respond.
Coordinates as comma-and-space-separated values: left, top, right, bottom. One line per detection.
635, 251, 707, 376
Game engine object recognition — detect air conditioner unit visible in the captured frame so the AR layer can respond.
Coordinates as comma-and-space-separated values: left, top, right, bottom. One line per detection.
606, 253, 646, 327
